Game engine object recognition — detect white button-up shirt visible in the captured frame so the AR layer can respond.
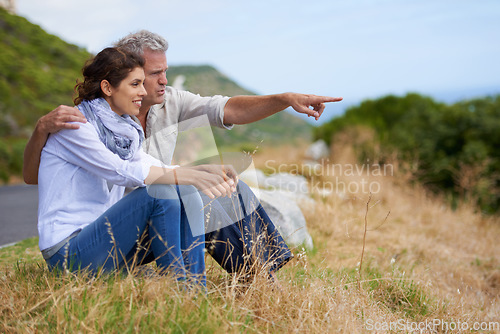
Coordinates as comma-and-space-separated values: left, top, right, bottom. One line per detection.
37, 121, 165, 251
141, 87, 232, 164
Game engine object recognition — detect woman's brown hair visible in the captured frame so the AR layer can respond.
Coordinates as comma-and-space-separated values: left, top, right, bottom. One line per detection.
74, 47, 145, 105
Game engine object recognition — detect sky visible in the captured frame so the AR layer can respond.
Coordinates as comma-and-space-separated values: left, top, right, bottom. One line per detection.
15, 0, 500, 123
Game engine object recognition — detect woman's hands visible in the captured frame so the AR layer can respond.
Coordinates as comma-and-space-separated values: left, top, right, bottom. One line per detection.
147, 164, 239, 199
191, 165, 238, 198
186, 164, 238, 199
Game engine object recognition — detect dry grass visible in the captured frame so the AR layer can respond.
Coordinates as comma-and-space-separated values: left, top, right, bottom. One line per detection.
1, 143, 500, 333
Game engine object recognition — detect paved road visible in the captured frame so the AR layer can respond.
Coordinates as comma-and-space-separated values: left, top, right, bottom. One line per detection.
0, 184, 38, 247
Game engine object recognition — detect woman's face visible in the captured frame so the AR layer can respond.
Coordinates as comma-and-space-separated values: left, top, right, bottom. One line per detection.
105, 67, 147, 116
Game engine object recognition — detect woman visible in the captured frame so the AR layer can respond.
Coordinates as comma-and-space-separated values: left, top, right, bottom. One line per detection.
38, 48, 236, 286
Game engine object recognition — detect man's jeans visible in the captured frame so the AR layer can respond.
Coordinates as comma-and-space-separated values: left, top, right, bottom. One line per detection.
203, 181, 293, 276
46, 185, 206, 286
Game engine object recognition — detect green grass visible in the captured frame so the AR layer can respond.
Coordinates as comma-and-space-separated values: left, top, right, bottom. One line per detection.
334, 259, 438, 321
0, 236, 39, 264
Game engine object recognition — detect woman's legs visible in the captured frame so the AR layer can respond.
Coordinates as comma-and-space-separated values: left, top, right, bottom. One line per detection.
47, 185, 205, 285
148, 184, 206, 285
177, 186, 206, 285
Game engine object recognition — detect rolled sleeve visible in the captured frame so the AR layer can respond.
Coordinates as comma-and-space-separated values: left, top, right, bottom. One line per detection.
175, 88, 233, 130
135, 150, 177, 186
218, 97, 233, 130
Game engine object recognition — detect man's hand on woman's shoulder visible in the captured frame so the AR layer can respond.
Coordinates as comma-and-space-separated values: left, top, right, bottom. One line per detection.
36, 105, 87, 136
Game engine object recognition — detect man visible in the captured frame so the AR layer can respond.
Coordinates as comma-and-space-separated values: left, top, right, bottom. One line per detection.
24, 30, 343, 278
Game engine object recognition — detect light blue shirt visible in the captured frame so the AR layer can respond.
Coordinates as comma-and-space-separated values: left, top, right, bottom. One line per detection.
37, 121, 167, 251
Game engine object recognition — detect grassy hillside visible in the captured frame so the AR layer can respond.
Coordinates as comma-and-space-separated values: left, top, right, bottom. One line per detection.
1, 143, 499, 332
0, 7, 311, 182
0, 7, 90, 137
0, 7, 90, 182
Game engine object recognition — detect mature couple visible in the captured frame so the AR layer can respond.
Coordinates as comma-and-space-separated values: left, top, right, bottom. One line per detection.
24, 30, 342, 287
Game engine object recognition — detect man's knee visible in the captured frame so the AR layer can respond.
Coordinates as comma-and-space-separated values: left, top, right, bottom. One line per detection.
236, 180, 260, 215
146, 184, 179, 200
177, 185, 203, 210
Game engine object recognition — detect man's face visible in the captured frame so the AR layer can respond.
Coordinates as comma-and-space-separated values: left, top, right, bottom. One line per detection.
140, 49, 168, 111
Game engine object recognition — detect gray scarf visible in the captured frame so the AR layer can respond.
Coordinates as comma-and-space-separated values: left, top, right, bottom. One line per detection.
78, 98, 144, 160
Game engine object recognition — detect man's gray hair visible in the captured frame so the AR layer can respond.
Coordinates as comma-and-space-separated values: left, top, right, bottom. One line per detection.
114, 30, 168, 56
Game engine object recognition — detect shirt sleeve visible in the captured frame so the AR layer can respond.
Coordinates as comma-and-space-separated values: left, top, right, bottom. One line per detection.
45, 122, 176, 188
175, 89, 233, 130
135, 149, 179, 177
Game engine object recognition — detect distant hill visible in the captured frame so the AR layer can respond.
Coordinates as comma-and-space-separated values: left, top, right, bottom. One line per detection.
0, 7, 311, 181
167, 65, 255, 97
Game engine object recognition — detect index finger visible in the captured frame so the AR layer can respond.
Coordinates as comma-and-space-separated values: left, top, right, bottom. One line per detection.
312, 96, 343, 104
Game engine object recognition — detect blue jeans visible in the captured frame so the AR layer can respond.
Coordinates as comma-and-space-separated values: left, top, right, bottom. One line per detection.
46, 185, 206, 286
